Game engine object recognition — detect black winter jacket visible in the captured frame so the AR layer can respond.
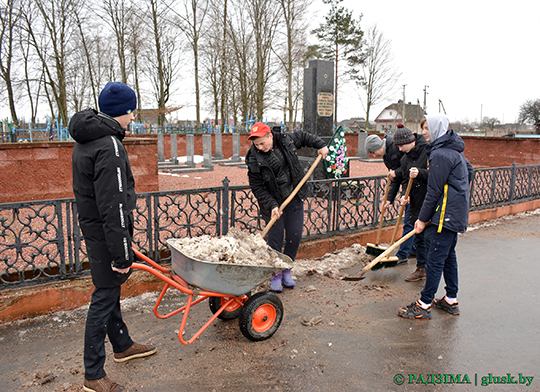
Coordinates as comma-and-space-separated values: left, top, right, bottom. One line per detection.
69, 109, 136, 287
382, 134, 403, 172
388, 134, 429, 222
246, 131, 326, 221
418, 130, 474, 233
383, 134, 404, 193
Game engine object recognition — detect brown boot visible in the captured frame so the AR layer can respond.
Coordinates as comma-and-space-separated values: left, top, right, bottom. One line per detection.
83, 375, 125, 392
113, 342, 157, 363
405, 267, 426, 282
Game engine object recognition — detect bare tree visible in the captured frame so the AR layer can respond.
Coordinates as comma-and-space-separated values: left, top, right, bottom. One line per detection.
247, 0, 280, 120
275, 0, 312, 131
228, 1, 256, 128
349, 25, 401, 129
100, 0, 131, 84
127, 15, 145, 113
219, 0, 228, 133
145, 0, 182, 126
24, 0, 81, 124
170, 0, 209, 131
482, 116, 500, 132
75, 12, 98, 108
19, 31, 44, 123
0, 0, 21, 125
518, 99, 540, 134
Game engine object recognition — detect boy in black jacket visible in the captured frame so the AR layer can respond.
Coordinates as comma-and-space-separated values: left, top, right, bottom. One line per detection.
70, 82, 156, 392
246, 122, 328, 293
365, 131, 416, 263
386, 124, 430, 282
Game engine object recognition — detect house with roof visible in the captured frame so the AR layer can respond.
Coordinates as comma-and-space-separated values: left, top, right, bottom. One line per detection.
374, 100, 425, 133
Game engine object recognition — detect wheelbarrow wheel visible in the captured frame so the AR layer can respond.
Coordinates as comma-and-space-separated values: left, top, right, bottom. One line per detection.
209, 294, 251, 320
239, 292, 283, 341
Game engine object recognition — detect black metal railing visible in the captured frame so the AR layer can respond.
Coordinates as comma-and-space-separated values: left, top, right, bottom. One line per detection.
1, 163, 539, 289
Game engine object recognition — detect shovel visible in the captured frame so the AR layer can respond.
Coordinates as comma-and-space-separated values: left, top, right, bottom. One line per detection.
260, 154, 323, 238
341, 229, 417, 281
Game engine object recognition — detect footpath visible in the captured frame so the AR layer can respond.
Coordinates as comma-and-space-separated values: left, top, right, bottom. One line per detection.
0, 210, 539, 391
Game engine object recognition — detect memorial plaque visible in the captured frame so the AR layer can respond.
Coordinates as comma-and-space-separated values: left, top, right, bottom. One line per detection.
317, 92, 334, 117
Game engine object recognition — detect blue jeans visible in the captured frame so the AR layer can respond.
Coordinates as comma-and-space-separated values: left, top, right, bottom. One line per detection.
266, 196, 304, 262
396, 204, 416, 259
84, 285, 133, 380
420, 226, 459, 304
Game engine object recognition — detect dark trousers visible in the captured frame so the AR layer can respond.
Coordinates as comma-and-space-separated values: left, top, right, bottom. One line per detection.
266, 196, 304, 261
396, 204, 416, 259
413, 226, 433, 269
84, 285, 133, 380
420, 226, 459, 305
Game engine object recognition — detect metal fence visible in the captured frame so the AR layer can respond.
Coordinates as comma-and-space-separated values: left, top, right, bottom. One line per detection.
1, 163, 539, 290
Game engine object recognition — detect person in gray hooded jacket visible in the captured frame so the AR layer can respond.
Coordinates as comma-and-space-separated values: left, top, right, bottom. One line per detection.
397, 114, 473, 320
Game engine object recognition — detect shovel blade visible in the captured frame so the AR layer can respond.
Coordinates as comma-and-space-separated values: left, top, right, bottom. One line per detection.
340, 275, 366, 281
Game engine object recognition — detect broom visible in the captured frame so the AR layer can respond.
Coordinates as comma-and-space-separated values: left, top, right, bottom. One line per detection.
366, 174, 392, 256
341, 229, 417, 281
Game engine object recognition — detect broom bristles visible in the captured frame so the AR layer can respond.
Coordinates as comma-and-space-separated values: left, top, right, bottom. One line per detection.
366, 243, 387, 256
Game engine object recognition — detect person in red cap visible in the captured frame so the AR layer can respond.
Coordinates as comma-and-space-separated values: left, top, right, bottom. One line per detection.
245, 122, 328, 292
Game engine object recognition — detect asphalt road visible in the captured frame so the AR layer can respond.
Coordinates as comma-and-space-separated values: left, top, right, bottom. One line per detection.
0, 210, 539, 392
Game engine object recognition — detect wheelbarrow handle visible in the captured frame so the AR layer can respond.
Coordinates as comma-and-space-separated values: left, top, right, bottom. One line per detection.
261, 154, 323, 238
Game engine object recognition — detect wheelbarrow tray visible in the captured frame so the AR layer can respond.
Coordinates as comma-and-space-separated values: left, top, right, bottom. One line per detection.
167, 238, 293, 296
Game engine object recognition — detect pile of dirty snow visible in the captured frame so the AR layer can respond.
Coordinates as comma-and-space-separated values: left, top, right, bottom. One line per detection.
168, 228, 291, 269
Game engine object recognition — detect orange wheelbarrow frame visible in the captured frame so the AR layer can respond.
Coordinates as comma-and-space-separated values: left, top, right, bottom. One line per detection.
131, 249, 283, 344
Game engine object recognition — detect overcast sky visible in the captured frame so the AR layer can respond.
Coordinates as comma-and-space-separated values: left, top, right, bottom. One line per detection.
3, 1, 538, 126
325, 0, 540, 124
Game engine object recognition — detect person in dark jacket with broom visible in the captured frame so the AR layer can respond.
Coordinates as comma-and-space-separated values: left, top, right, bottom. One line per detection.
386, 124, 430, 282
246, 122, 328, 293
365, 130, 416, 263
70, 82, 156, 392
397, 114, 474, 320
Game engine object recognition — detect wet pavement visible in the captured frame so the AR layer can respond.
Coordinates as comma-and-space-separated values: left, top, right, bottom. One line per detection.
0, 211, 539, 391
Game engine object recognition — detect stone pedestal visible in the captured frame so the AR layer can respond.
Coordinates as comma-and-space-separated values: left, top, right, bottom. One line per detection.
356, 130, 369, 159
300, 59, 335, 180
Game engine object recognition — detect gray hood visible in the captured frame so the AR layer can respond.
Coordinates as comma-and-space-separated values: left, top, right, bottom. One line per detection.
426, 114, 450, 143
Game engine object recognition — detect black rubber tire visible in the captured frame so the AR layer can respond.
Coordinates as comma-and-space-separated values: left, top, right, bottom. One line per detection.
208, 294, 250, 320
238, 292, 283, 341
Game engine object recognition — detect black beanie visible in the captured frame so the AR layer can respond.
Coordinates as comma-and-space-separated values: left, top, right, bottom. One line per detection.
393, 123, 415, 145
98, 82, 137, 118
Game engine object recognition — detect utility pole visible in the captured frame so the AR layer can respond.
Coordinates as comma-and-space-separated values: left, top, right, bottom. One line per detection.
438, 99, 447, 115
402, 84, 406, 123
480, 104, 483, 124
423, 85, 429, 113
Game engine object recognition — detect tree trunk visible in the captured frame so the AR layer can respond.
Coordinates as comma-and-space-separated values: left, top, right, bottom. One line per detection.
219, 0, 228, 133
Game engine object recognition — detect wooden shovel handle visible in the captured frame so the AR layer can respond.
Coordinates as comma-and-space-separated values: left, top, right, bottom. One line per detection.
261, 154, 323, 238
375, 174, 392, 244
389, 176, 413, 245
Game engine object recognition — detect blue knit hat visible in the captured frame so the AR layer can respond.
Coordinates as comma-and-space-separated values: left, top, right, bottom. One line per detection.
98, 82, 137, 117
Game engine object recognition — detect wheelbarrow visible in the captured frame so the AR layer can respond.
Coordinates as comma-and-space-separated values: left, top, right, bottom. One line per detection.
130, 240, 293, 344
